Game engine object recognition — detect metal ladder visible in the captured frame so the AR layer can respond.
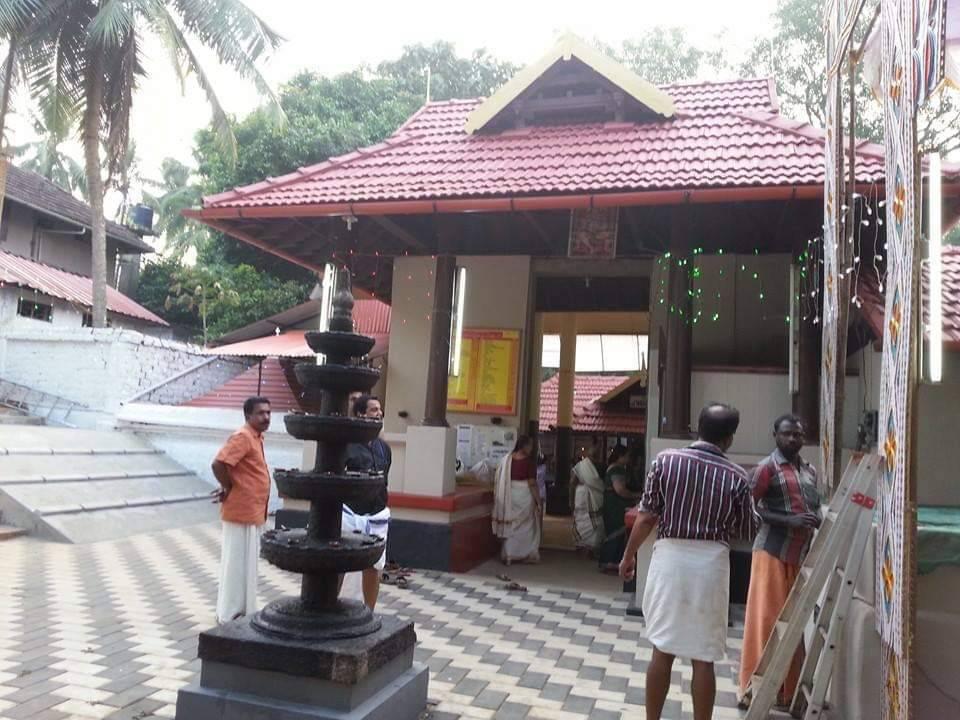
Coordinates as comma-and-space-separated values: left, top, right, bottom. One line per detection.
744, 454, 882, 720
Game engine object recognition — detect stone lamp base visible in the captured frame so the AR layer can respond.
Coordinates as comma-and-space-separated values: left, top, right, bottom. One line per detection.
175, 615, 428, 720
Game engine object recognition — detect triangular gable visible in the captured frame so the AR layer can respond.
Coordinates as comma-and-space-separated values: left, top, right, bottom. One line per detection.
595, 368, 649, 404
464, 33, 676, 134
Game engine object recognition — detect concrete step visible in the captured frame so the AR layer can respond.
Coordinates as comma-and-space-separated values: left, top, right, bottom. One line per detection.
0, 453, 184, 481
0, 426, 151, 453
0, 524, 27, 541
0, 425, 218, 543
0, 411, 44, 426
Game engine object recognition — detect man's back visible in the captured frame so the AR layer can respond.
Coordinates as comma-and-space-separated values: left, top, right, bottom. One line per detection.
642, 441, 756, 544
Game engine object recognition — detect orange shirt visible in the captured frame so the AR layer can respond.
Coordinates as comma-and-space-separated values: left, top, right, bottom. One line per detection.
216, 424, 270, 525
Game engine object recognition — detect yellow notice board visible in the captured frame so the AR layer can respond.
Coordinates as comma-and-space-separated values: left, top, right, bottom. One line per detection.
447, 329, 520, 415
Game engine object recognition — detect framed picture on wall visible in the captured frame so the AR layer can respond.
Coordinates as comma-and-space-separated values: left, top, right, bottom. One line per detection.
568, 207, 619, 259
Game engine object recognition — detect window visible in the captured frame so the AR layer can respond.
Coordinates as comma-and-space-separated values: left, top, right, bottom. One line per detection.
541, 334, 649, 371
17, 297, 53, 322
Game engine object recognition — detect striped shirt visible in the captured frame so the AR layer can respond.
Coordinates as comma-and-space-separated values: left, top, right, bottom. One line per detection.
752, 450, 820, 565
640, 441, 759, 544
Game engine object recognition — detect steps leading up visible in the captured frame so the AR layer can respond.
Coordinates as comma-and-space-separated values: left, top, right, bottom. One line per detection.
0, 426, 218, 543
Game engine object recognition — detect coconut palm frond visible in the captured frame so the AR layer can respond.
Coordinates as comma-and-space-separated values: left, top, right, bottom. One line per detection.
0, 0, 43, 36
87, 0, 137, 48
153, 7, 236, 163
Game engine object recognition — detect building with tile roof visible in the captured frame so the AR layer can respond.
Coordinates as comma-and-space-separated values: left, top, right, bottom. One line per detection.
181, 33, 960, 573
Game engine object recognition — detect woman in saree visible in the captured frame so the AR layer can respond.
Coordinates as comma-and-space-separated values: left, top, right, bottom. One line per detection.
598, 444, 643, 572
571, 447, 605, 553
492, 435, 542, 565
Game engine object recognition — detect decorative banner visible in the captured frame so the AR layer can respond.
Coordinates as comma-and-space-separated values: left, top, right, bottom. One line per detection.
821, 0, 845, 492
447, 329, 521, 415
913, 0, 949, 106
828, 0, 870, 76
878, 0, 919, 718
568, 207, 618, 259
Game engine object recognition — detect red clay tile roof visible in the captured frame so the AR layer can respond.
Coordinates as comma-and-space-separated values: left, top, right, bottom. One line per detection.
858, 246, 960, 349
0, 249, 167, 326
184, 357, 306, 412
539, 373, 646, 435
200, 77, 893, 211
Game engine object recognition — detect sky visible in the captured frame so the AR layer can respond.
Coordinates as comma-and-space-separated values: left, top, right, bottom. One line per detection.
7, 0, 779, 204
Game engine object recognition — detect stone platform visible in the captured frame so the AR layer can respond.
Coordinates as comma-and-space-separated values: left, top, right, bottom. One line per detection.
176, 614, 427, 720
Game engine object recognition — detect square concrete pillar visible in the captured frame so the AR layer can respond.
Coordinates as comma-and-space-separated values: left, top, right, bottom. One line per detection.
403, 426, 456, 496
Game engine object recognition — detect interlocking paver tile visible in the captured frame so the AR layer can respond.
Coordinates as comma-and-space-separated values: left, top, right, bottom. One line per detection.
1, 525, 746, 720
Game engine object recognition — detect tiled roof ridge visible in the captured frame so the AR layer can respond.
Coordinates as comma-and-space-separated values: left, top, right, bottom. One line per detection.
204, 132, 419, 207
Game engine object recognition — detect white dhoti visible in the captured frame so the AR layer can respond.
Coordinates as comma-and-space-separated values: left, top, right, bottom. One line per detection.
216, 521, 263, 624
501, 483, 541, 564
642, 538, 730, 662
340, 505, 390, 602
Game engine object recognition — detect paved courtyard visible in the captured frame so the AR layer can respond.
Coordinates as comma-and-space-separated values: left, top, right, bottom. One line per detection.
0, 524, 747, 720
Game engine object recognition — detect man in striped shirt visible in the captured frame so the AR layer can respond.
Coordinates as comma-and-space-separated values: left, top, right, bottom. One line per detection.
620, 403, 758, 720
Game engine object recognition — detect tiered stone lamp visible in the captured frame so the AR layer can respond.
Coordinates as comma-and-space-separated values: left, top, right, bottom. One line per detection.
176, 290, 428, 720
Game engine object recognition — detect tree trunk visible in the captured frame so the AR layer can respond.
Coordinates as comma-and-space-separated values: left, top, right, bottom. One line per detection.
0, 38, 18, 224
83, 50, 107, 328
0, 38, 17, 148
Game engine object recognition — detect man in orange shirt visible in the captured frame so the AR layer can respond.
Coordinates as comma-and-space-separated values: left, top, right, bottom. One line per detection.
211, 396, 272, 624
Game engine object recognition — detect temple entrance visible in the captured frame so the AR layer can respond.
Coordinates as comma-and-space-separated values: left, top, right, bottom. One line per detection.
478, 259, 651, 588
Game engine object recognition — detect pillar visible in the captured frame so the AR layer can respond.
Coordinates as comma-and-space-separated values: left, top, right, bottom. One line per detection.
526, 313, 544, 443
422, 255, 456, 427
547, 314, 576, 515
794, 299, 821, 438
661, 210, 693, 438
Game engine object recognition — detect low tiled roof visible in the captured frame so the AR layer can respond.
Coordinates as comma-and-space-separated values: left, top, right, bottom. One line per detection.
539, 373, 646, 435
6, 163, 152, 252
858, 246, 960, 349
184, 357, 307, 412
0, 249, 167, 326
200, 77, 892, 212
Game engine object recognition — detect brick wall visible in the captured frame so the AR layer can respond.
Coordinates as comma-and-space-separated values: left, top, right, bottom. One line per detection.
0, 326, 248, 412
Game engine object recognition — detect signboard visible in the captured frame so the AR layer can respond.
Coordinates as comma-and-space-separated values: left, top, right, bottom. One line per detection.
447, 329, 521, 415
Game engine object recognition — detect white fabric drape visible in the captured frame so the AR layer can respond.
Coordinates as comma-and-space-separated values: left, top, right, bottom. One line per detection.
216, 521, 263, 624
492, 454, 541, 563
500, 483, 541, 563
642, 538, 730, 662
339, 505, 391, 602
572, 458, 605, 549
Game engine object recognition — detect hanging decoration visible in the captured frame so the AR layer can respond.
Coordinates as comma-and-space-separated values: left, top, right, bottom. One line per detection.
913, 0, 949, 107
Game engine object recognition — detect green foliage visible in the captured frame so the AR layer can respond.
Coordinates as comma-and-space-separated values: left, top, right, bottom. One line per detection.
606, 28, 728, 84
137, 256, 309, 344
142, 157, 209, 258
193, 41, 517, 277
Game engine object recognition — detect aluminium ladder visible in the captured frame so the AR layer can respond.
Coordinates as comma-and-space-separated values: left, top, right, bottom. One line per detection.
744, 454, 882, 720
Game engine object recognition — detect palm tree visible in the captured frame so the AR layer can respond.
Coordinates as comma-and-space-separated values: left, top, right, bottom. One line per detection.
0, 1, 46, 218
10, 103, 86, 197
19, 0, 283, 327
142, 157, 207, 258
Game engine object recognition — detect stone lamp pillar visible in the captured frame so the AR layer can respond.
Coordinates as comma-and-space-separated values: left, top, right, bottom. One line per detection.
175, 290, 428, 720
